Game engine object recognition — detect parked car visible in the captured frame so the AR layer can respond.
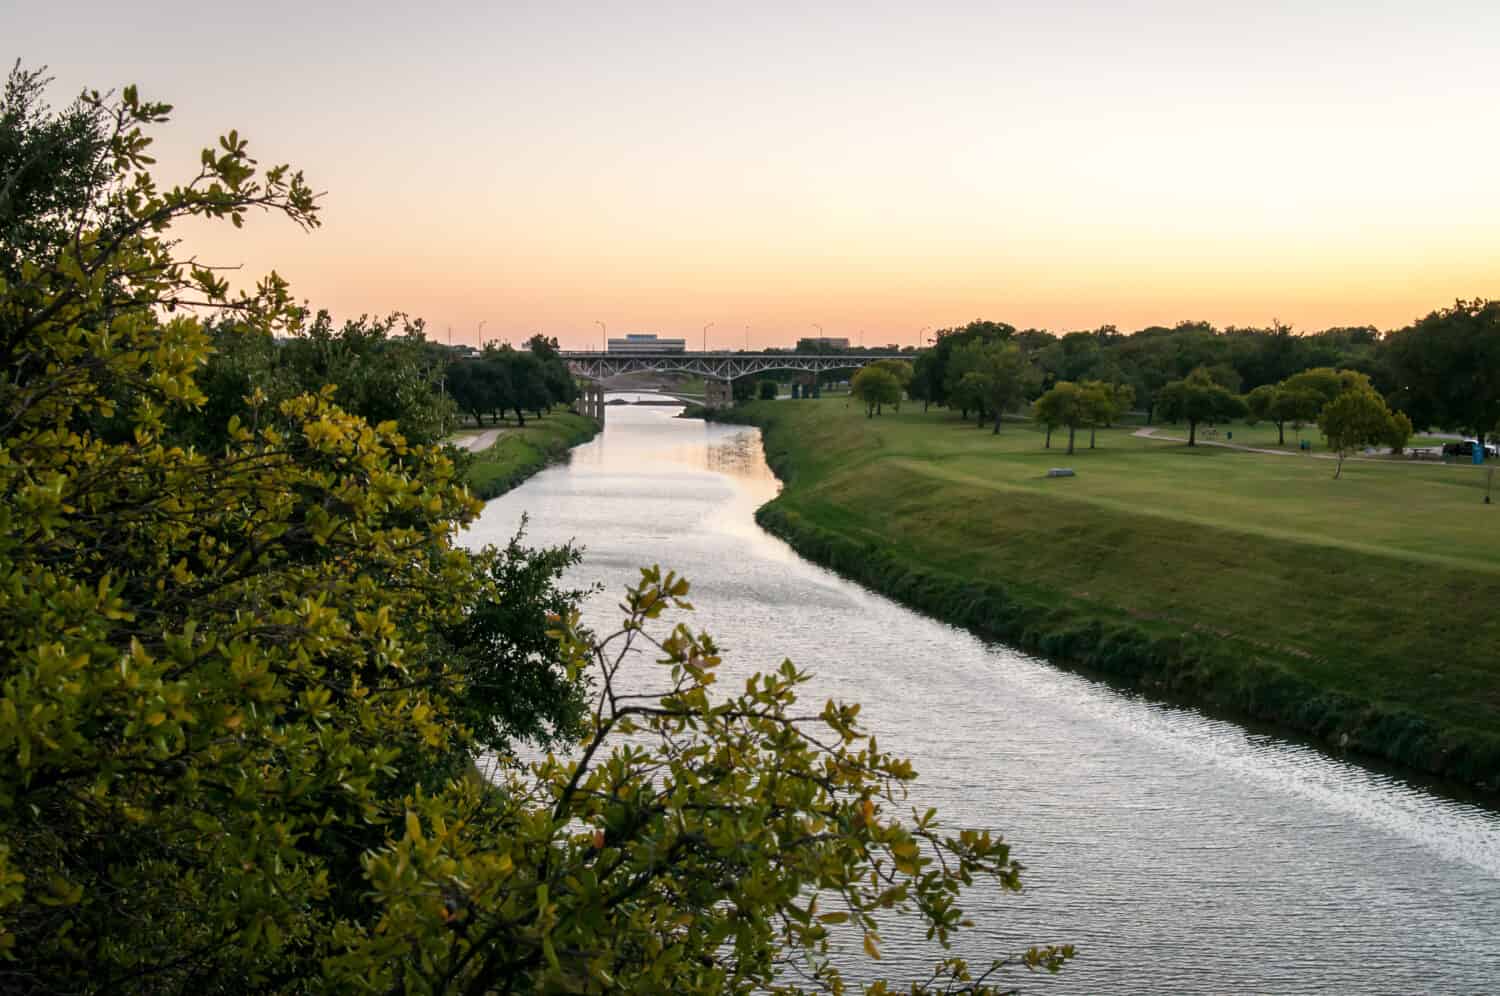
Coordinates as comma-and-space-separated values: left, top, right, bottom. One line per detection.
1442, 440, 1499, 458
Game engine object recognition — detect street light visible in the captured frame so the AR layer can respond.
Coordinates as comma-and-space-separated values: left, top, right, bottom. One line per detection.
595, 320, 606, 353
917, 325, 930, 351
745, 325, 750, 351
703, 322, 714, 353
478, 319, 487, 349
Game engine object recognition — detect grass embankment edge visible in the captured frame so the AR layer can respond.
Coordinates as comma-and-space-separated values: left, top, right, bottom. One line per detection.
462, 412, 601, 500
708, 405, 1500, 796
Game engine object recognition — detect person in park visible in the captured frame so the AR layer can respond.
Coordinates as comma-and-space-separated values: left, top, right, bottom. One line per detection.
0, 67, 1069, 993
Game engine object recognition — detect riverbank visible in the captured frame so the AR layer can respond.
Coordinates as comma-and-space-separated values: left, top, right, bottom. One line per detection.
460, 412, 600, 500
710, 399, 1500, 794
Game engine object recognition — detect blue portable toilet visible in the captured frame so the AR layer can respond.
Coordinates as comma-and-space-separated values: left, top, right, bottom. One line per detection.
1475, 445, 1485, 466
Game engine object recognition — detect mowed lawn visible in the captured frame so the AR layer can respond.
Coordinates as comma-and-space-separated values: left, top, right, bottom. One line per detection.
744, 398, 1500, 740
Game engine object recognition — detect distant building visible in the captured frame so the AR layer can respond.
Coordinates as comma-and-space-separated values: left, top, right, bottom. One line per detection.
607, 333, 686, 354
797, 336, 851, 350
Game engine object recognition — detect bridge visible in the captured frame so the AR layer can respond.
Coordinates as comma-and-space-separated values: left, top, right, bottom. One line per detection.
560, 351, 897, 409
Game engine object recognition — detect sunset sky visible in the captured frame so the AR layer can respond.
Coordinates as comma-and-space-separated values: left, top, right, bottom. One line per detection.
10, 2, 1499, 349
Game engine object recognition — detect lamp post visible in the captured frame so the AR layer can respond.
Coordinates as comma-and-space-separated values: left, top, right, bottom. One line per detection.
478, 319, 487, 350
918, 325, 930, 351
745, 325, 750, 351
703, 322, 714, 353
595, 320, 606, 353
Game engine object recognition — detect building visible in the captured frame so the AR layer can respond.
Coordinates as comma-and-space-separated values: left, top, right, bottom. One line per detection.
607, 333, 686, 354
796, 336, 851, 350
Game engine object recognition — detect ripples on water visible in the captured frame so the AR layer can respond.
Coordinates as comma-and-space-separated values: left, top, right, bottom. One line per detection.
466, 401, 1500, 995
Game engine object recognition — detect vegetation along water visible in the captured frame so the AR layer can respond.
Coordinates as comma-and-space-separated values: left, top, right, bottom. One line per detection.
711, 396, 1500, 793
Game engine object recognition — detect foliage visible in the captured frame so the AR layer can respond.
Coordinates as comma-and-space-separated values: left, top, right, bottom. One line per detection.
0, 64, 115, 281
1078, 380, 1134, 448
1384, 298, 1500, 443
923, 320, 1016, 410
447, 343, 573, 428
959, 341, 1038, 433
0, 68, 1067, 994
1243, 383, 1322, 446
851, 365, 902, 417
1279, 367, 1371, 412
328, 568, 1074, 994
184, 311, 459, 451
758, 378, 779, 400
869, 359, 914, 410
1155, 368, 1248, 446
432, 521, 595, 757
1319, 387, 1405, 478
1033, 382, 1088, 454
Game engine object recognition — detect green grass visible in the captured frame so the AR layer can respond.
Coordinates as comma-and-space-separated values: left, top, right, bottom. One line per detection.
728, 399, 1500, 788
462, 412, 600, 499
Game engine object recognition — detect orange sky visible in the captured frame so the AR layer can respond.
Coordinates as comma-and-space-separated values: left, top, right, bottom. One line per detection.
11, 2, 1499, 349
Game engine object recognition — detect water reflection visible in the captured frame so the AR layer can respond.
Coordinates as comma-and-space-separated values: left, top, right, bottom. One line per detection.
465, 404, 1500, 994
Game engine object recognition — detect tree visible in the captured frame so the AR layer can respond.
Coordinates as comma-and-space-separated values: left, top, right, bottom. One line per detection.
2, 71, 1071, 993
528, 332, 579, 408
1319, 386, 1405, 478
1033, 382, 1088, 454
943, 340, 985, 422
757, 379, 778, 400
1079, 380, 1134, 448
1155, 368, 1248, 446
432, 521, 594, 759
1245, 384, 1322, 446
970, 341, 1039, 433
0, 65, 116, 282
910, 350, 941, 412
851, 365, 901, 417
1384, 299, 1500, 445
870, 358, 913, 410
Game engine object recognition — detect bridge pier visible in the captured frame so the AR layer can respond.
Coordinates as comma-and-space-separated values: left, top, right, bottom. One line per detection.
573, 381, 606, 423
704, 379, 734, 410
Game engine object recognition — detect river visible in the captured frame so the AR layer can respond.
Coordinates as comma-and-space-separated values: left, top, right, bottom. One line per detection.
464, 400, 1500, 994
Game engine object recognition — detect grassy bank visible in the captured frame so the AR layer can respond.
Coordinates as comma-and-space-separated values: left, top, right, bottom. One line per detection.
715, 399, 1500, 793
461, 412, 600, 500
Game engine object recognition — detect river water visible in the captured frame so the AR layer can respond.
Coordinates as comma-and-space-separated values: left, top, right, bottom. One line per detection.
464, 400, 1500, 994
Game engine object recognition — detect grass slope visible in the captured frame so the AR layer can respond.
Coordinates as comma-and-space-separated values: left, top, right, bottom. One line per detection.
724, 399, 1500, 792
462, 412, 600, 500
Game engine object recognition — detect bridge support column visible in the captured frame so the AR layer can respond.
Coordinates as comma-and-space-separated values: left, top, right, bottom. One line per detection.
574, 381, 606, 423
704, 378, 733, 410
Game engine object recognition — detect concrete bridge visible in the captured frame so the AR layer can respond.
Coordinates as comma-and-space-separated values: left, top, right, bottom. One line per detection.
560, 351, 895, 408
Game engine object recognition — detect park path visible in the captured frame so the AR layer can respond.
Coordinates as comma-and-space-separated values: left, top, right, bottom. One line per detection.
1130, 426, 1305, 457
1129, 426, 1450, 465
452, 427, 504, 452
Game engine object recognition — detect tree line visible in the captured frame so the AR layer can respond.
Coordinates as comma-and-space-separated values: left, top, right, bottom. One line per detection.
897, 312, 1498, 449
445, 336, 578, 427
834, 314, 1495, 467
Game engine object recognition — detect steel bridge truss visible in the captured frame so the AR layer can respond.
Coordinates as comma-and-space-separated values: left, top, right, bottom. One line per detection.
561, 352, 889, 382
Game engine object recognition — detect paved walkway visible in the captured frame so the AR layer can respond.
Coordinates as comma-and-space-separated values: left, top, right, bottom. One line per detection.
1130, 426, 1305, 457
1130, 426, 1449, 465
451, 428, 504, 452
